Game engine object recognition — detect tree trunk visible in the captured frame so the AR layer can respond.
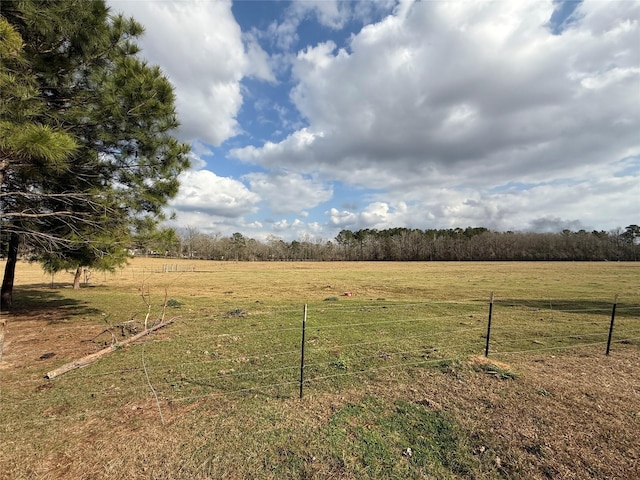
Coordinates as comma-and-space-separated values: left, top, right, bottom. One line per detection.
1, 233, 20, 310
72, 266, 82, 290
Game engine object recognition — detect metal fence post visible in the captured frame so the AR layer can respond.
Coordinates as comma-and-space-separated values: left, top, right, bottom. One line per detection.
606, 294, 618, 356
299, 304, 307, 399
485, 292, 494, 357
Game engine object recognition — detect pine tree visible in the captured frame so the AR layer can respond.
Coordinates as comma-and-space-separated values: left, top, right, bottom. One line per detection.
0, 17, 79, 306
1, 1, 190, 306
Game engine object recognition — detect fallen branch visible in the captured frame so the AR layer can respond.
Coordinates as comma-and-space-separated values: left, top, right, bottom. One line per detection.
45, 317, 175, 379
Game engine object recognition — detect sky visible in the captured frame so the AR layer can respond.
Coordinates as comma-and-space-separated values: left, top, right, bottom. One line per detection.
108, 0, 640, 242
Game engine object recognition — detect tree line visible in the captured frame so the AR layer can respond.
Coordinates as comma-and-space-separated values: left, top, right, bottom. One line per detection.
141, 225, 640, 262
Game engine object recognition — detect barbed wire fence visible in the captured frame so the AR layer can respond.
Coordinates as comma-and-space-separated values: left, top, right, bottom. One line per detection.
4, 295, 639, 428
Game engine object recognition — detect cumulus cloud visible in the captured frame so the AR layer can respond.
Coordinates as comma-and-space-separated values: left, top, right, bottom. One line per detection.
258, 0, 353, 51
243, 170, 333, 214
261, 217, 325, 243
326, 201, 410, 231
113, 0, 637, 240
289, 0, 351, 30
232, 0, 639, 192
169, 169, 259, 218
359, 174, 639, 234
317, 165, 638, 239
109, 0, 273, 145
235, 128, 319, 168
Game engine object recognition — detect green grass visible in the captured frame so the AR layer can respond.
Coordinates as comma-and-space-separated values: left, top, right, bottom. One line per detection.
324, 396, 489, 478
1, 259, 639, 479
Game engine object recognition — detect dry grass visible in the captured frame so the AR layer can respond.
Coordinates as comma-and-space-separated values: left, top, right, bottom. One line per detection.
1, 259, 639, 479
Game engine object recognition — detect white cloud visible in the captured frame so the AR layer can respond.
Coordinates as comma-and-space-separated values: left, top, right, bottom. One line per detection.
527, 217, 586, 233
290, 0, 350, 30
327, 208, 358, 228
352, 0, 397, 24
245, 37, 277, 83
260, 0, 352, 51
232, 0, 639, 195
112, 0, 638, 240
243, 170, 333, 214
264, 18, 299, 52
233, 128, 321, 172
264, 217, 324, 242
169, 169, 259, 218
326, 202, 410, 231
364, 173, 640, 234
316, 164, 639, 239
109, 0, 273, 145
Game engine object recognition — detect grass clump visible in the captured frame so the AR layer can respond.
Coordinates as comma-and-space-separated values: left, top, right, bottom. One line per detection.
432, 359, 462, 376
222, 307, 247, 318
478, 363, 518, 380
330, 354, 349, 371
166, 298, 182, 307
470, 356, 519, 380
324, 396, 490, 478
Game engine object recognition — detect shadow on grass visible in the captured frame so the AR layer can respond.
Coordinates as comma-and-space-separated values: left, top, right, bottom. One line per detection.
5, 285, 101, 322
497, 298, 639, 318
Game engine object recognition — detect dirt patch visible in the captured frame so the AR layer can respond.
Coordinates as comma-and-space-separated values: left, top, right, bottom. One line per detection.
1, 317, 104, 372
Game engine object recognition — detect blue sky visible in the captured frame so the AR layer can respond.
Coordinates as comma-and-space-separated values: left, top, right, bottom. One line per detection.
110, 0, 639, 241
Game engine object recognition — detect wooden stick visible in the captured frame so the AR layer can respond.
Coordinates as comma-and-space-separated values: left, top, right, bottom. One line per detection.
45, 318, 174, 379
141, 283, 152, 331
0, 317, 7, 362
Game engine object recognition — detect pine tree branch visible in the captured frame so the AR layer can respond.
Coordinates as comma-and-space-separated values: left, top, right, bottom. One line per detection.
1, 211, 88, 218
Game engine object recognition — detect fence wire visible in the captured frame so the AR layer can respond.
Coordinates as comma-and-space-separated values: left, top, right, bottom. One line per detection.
3, 296, 639, 429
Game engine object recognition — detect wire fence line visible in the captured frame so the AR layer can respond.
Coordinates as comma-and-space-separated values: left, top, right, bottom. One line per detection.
3, 296, 639, 428
492, 335, 640, 356
7, 299, 640, 384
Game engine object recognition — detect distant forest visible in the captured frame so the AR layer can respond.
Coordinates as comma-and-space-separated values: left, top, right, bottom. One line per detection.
162, 225, 640, 262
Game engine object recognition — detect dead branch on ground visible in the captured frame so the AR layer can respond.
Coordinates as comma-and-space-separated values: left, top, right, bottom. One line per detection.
45, 317, 174, 379
46, 283, 175, 379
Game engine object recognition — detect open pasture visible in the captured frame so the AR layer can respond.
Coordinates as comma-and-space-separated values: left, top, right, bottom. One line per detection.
1, 260, 639, 479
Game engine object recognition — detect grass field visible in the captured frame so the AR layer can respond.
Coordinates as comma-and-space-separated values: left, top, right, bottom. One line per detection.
1, 259, 639, 479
